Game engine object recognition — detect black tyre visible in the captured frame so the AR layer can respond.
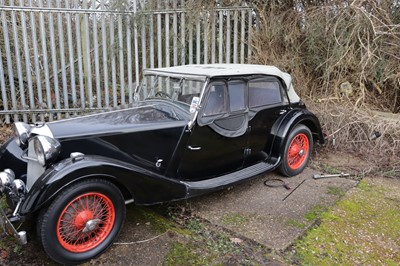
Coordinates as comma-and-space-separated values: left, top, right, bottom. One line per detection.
37, 179, 126, 265
278, 124, 313, 177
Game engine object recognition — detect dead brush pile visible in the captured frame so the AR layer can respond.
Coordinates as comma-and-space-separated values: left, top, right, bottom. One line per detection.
251, 0, 400, 176
0, 124, 12, 144
307, 100, 400, 176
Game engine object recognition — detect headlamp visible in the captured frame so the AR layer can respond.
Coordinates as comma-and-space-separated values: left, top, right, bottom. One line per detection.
0, 169, 14, 187
31, 135, 61, 166
0, 169, 15, 193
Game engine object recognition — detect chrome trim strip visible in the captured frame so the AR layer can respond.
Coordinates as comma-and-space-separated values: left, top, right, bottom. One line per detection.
125, 199, 134, 205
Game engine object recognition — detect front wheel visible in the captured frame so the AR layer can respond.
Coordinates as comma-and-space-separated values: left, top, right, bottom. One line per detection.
37, 179, 126, 265
278, 124, 313, 177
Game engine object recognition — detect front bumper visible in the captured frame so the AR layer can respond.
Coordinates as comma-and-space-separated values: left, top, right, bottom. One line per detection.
0, 168, 28, 245
0, 206, 27, 245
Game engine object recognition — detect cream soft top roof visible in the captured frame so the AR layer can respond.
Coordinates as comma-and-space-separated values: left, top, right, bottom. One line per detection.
144, 64, 293, 89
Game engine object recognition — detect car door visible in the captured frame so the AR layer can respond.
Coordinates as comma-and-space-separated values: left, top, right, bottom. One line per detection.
178, 79, 248, 181
244, 76, 291, 166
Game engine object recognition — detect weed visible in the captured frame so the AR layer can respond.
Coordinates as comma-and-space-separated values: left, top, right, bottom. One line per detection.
185, 218, 206, 234
207, 232, 239, 255
286, 219, 306, 229
0, 198, 8, 209
304, 205, 326, 222
13, 245, 22, 255
319, 163, 341, 174
166, 206, 178, 220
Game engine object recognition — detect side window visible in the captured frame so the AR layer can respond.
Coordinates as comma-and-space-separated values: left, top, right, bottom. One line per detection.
203, 83, 227, 116
228, 81, 246, 112
248, 79, 282, 107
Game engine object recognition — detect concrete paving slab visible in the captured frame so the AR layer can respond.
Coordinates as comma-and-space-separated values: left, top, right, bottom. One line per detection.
188, 166, 358, 251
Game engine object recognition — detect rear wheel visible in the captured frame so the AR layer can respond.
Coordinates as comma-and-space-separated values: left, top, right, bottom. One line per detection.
279, 124, 313, 176
37, 179, 125, 265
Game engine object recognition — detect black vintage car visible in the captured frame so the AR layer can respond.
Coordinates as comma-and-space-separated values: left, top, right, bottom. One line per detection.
0, 64, 324, 264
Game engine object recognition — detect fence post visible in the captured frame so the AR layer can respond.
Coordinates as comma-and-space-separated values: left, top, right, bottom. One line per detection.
100, 0, 109, 108
81, 0, 93, 107
92, 0, 102, 108
19, 0, 35, 122
1, 3, 19, 122
0, 46, 10, 124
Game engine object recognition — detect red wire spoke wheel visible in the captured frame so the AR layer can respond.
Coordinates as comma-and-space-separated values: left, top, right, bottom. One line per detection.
56, 192, 115, 253
38, 179, 126, 265
287, 133, 309, 170
279, 125, 313, 176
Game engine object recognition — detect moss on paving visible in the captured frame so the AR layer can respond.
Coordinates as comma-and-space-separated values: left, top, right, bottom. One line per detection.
221, 213, 249, 227
131, 210, 249, 265
286, 204, 328, 229
304, 204, 327, 222
294, 179, 400, 265
286, 219, 306, 229
163, 225, 240, 266
163, 215, 276, 266
163, 242, 214, 266
326, 185, 346, 197
126, 206, 189, 235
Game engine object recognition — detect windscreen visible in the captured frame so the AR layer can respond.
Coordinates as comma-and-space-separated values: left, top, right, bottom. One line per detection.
136, 75, 205, 111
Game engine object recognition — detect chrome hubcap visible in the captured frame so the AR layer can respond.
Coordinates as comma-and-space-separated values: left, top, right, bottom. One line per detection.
82, 219, 101, 233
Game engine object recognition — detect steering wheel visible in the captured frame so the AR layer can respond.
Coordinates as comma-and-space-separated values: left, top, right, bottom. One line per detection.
155, 91, 172, 99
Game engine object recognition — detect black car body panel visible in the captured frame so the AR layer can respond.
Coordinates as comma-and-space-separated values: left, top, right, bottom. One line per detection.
49, 101, 189, 173
268, 107, 324, 161
0, 139, 27, 182
19, 156, 188, 214
48, 101, 188, 139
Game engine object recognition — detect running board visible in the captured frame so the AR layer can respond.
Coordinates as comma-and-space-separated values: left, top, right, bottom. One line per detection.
182, 161, 275, 197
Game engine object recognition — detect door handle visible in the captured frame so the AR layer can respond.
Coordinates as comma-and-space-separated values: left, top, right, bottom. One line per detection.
279, 109, 287, 114
188, 145, 201, 150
